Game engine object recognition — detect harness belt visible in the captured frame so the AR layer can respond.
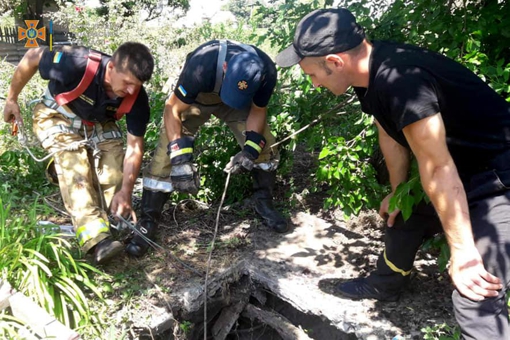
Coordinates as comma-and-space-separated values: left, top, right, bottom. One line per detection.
38, 89, 122, 147
54, 51, 103, 106
213, 39, 258, 95
42, 88, 90, 129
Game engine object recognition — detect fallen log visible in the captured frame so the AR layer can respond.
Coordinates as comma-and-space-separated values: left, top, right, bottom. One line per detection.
212, 300, 249, 340
242, 303, 312, 340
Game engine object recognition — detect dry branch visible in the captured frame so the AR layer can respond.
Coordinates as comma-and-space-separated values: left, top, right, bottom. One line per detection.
212, 300, 249, 340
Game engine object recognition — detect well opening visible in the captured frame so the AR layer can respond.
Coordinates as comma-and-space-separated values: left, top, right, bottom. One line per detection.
163, 273, 357, 340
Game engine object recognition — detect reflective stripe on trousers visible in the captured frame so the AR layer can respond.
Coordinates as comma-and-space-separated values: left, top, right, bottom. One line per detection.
76, 218, 110, 250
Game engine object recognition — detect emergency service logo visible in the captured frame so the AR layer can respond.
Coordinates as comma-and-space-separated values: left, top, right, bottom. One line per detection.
237, 80, 248, 90
18, 20, 46, 48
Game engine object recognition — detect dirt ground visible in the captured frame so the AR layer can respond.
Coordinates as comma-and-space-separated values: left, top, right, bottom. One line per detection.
71, 146, 456, 339
92, 146, 455, 340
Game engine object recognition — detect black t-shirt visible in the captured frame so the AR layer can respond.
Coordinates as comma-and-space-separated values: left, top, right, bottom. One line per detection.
354, 41, 510, 175
39, 46, 150, 137
173, 40, 277, 107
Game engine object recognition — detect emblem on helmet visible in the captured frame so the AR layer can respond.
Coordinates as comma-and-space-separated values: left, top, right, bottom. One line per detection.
238, 80, 248, 90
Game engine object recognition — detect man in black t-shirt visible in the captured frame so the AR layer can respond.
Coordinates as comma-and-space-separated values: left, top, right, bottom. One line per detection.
3, 42, 154, 265
276, 8, 510, 340
126, 40, 288, 258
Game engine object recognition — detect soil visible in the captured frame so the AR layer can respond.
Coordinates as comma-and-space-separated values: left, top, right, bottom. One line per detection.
56, 146, 456, 339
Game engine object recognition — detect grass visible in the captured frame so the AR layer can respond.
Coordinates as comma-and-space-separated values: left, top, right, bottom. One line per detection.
0, 194, 108, 337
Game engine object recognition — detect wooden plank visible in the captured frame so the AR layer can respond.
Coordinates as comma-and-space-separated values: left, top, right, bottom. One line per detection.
212, 300, 248, 340
9, 291, 80, 340
0, 280, 14, 310
242, 303, 312, 340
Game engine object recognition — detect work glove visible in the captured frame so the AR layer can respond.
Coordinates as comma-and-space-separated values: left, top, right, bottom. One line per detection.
170, 163, 200, 195
168, 136, 200, 195
225, 131, 266, 174
167, 136, 194, 165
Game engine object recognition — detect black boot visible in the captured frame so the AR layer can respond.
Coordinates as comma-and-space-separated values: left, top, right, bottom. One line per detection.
94, 238, 124, 265
251, 169, 289, 233
335, 277, 400, 302
126, 189, 169, 257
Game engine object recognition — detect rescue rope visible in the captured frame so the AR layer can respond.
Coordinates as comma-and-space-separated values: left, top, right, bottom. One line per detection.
12, 122, 88, 162
200, 96, 355, 338
203, 171, 232, 340
12, 121, 96, 163
269, 93, 356, 149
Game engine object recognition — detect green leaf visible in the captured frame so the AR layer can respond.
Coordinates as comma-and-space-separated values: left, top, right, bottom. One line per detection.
318, 148, 330, 159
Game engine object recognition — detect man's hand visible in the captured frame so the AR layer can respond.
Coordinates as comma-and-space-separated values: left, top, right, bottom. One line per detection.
3, 99, 23, 124
449, 247, 502, 301
110, 189, 136, 222
224, 150, 255, 174
379, 193, 401, 227
224, 130, 265, 174
171, 163, 200, 195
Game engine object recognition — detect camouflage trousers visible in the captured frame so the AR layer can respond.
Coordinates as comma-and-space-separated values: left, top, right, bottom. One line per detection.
32, 103, 124, 252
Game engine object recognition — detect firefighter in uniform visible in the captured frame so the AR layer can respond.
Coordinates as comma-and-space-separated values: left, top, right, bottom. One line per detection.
276, 8, 510, 340
3, 42, 154, 265
126, 39, 289, 257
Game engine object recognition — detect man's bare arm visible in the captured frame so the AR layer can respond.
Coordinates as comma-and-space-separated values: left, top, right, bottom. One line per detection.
376, 120, 410, 191
110, 132, 144, 220
246, 103, 267, 134
403, 113, 502, 301
163, 93, 191, 142
4, 47, 46, 123
375, 120, 410, 225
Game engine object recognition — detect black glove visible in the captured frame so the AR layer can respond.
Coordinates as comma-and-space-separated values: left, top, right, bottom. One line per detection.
170, 163, 200, 195
167, 136, 194, 165
224, 131, 266, 174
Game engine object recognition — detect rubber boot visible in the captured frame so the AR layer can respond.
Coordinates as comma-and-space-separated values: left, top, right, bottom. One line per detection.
251, 169, 289, 233
126, 189, 169, 257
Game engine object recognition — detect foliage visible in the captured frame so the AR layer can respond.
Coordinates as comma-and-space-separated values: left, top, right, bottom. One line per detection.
369, 0, 510, 100
223, 0, 260, 20
179, 320, 192, 333
421, 322, 461, 340
253, 0, 386, 216
0, 193, 105, 336
194, 119, 253, 204
388, 160, 429, 221
96, 0, 190, 21
2, 0, 510, 337
0, 61, 56, 207
316, 112, 382, 215
0, 0, 54, 21
421, 234, 450, 272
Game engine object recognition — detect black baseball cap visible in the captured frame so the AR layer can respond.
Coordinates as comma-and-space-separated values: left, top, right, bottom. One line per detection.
276, 8, 365, 67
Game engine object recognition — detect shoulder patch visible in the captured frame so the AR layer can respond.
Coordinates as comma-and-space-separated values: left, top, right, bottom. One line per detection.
53, 51, 63, 63
178, 85, 187, 97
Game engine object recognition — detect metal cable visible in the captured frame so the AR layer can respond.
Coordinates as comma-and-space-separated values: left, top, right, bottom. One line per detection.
203, 171, 232, 340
